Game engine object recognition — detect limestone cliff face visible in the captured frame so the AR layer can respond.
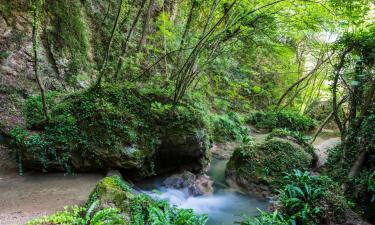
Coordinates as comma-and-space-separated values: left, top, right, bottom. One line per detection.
1, 1, 86, 131
0, 1, 110, 172
0, 1, 113, 132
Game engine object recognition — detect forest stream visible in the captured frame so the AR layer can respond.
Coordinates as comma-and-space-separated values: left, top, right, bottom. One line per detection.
0, 132, 340, 225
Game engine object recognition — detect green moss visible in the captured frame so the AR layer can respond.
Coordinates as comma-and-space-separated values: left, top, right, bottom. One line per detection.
45, 0, 91, 85
0, 0, 22, 19
15, 84, 210, 175
87, 175, 134, 209
227, 138, 313, 189
266, 129, 318, 165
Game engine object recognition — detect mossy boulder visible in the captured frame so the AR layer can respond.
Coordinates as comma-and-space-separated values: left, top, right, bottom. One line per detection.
226, 138, 314, 195
27, 175, 207, 225
10, 84, 211, 178
87, 176, 135, 210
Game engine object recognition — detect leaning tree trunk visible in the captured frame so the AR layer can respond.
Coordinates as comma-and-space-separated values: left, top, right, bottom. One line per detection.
95, 0, 124, 87
114, 0, 147, 79
138, 0, 156, 51
32, 0, 48, 120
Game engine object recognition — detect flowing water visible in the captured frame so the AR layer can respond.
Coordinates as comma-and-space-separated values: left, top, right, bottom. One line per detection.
0, 131, 340, 224
137, 158, 270, 225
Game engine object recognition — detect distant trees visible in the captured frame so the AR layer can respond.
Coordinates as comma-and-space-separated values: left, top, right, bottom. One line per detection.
31, 0, 372, 109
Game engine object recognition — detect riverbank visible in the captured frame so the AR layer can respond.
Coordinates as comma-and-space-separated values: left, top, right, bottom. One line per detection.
0, 172, 103, 225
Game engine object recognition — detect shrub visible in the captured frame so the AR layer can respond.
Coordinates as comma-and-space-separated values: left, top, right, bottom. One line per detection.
90, 207, 127, 225
26, 206, 86, 225
27, 206, 127, 225
248, 110, 316, 132
211, 112, 250, 143
241, 170, 348, 225
279, 170, 326, 224
241, 210, 288, 225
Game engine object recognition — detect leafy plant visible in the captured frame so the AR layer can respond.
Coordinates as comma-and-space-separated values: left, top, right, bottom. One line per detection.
279, 170, 326, 224
26, 206, 86, 225
248, 110, 316, 131
212, 112, 250, 143
240, 210, 288, 225
90, 207, 126, 225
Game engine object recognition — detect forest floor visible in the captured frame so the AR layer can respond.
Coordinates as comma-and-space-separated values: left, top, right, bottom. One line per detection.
0, 128, 340, 225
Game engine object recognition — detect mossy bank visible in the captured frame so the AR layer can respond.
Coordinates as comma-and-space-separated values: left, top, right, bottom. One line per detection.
9, 84, 211, 177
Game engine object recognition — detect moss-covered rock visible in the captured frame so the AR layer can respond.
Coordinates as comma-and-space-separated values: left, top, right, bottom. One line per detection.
226, 138, 314, 195
10, 84, 211, 177
87, 176, 134, 210
27, 175, 208, 225
266, 129, 318, 166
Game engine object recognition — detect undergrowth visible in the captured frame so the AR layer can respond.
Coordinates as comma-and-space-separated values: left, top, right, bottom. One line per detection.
248, 110, 316, 132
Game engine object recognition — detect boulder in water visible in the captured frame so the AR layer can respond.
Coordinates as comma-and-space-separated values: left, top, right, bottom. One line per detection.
163, 171, 213, 196
226, 137, 314, 196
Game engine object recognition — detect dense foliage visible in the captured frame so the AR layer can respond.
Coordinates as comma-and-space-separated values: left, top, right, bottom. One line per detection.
242, 170, 350, 225
211, 112, 250, 143
10, 84, 210, 175
248, 110, 316, 132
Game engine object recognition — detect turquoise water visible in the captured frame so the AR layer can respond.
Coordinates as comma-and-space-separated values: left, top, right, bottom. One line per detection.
138, 158, 269, 225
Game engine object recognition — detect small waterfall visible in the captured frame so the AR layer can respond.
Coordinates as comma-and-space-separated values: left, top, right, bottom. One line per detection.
138, 158, 270, 225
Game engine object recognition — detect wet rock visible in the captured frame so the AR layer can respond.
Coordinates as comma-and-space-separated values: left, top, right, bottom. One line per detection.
0, 144, 17, 176
163, 171, 213, 196
211, 142, 238, 160
155, 128, 211, 174
106, 170, 123, 178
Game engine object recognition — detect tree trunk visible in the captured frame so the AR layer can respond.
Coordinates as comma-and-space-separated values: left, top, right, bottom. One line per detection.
277, 55, 331, 109
95, 0, 124, 87
348, 151, 367, 179
138, 0, 156, 51
179, 0, 197, 50
332, 49, 351, 137
32, 1, 48, 120
114, 0, 147, 79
